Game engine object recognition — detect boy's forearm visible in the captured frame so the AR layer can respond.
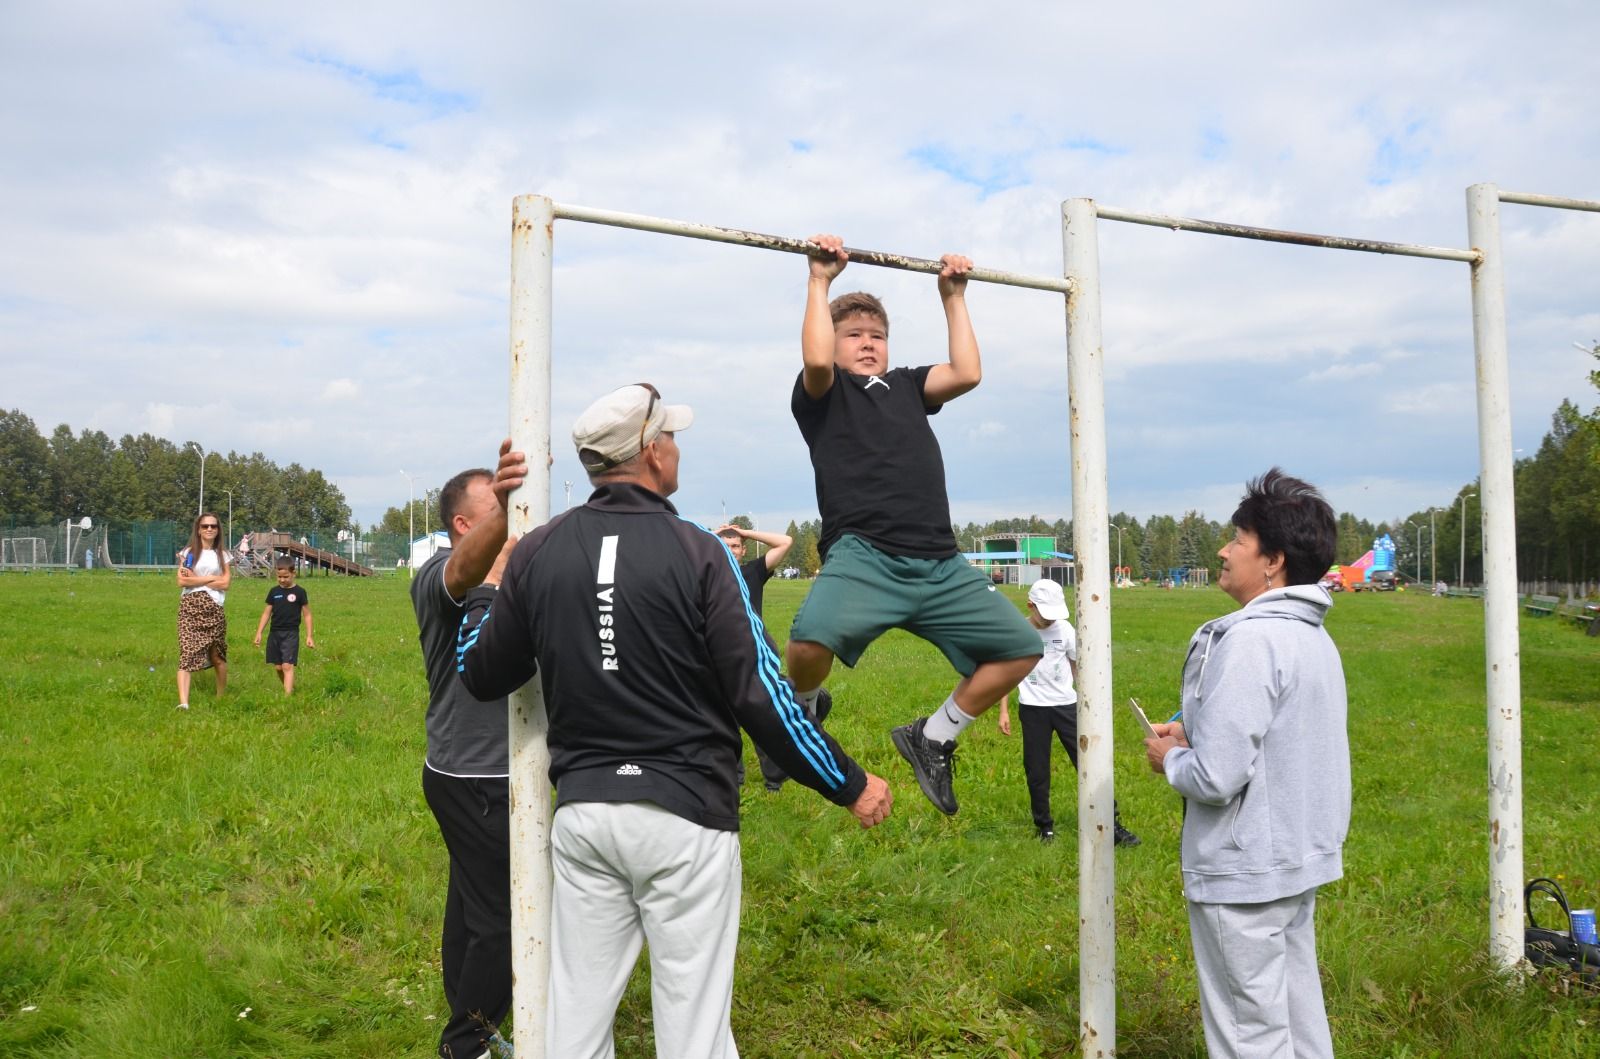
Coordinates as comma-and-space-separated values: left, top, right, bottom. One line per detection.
801, 277, 836, 371
942, 292, 981, 384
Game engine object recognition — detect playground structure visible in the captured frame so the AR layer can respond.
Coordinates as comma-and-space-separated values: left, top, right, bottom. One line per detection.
493, 183, 1594, 1057
1327, 533, 1400, 591
242, 531, 373, 577
965, 532, 1074, 586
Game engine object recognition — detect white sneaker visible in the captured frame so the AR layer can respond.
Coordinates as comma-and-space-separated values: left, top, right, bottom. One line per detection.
176, 702, 189, 710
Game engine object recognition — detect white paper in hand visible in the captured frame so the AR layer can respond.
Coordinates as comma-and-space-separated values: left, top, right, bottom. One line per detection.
1128, 698, 1158, 740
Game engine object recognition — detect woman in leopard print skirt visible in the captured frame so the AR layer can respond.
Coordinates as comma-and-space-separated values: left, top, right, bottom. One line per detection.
176, 512, 231, 709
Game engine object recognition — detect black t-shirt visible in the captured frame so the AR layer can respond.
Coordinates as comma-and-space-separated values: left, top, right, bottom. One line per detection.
792, 365, 958, 561
739, 556, 773, 614
264, 583, 309, 631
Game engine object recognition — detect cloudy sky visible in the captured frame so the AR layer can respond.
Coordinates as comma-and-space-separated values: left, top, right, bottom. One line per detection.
4, 2, 1597, 535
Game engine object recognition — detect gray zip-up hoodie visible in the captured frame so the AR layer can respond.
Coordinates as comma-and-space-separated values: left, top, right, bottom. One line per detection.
1163, 584, 1350, 904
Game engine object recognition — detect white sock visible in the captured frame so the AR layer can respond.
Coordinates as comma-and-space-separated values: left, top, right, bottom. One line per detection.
794, 686, 822, 710
920, 693, 975, 744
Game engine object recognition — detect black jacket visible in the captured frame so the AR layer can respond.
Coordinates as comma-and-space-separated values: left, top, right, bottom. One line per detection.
456, 482, 867, 831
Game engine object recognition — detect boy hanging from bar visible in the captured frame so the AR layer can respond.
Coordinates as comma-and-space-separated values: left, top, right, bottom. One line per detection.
786, 233, 1042, 815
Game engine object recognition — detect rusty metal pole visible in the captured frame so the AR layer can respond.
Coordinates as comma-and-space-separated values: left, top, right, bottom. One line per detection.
1063, 197, 1115, 1057
1465, 183, 1524, 972
507, 193, 555, 1051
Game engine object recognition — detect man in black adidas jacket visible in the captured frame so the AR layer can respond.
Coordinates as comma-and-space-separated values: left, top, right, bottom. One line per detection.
456, 383, 891, 1058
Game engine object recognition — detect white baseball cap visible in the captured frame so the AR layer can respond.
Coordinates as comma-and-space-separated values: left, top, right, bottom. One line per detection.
1027, 579, 1070, 620
572, 383, 693, 473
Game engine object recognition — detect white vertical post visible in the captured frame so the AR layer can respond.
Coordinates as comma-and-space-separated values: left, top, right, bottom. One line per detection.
1063, 198, 1115, 1056
1465, 183, 1524, 971
507, 193, 556, 1050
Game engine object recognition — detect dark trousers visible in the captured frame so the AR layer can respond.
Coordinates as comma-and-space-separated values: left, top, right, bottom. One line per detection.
422, 767, 512, 1059
1020, 703, 1123, 832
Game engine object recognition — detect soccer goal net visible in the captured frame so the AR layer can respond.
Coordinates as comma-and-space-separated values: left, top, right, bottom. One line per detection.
1, 538, 51, 568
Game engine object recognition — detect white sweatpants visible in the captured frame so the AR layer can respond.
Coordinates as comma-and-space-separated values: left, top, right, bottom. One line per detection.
1187, 888, 1334, 1059
548, 801, 742, 1059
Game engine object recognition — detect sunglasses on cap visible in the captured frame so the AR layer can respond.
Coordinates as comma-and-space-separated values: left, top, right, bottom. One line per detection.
636, 382, 661, 458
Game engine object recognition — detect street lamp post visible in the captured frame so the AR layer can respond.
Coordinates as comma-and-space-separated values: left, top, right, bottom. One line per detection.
1458, 493, 1476, 587
400, 470, 419, 576
1429, 508, 1437, 586
564, 481, 572, 510
187, 442, 208, 517
221, 489, 235, 550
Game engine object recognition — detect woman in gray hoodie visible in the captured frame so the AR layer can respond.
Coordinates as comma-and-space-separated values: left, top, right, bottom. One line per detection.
1145, 469, 1350, 1059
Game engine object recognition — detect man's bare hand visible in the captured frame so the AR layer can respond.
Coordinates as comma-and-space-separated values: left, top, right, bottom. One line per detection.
808, 233, 848, 282
849, 772, 893, 829
491, 439, 529, 510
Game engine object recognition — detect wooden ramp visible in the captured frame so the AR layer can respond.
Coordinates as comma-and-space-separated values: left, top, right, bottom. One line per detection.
249, 532, 373, 577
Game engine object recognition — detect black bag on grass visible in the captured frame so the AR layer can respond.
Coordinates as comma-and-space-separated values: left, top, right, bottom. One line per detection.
1524, 877, 1600, 985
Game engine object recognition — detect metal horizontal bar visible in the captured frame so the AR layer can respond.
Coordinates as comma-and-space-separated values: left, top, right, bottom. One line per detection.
1093, 203, 1480, 263
552, 202, 1074, 294
1498, 190, 1600, 213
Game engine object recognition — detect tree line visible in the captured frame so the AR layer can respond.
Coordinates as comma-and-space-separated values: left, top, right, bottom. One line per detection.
0, 409, 351, 536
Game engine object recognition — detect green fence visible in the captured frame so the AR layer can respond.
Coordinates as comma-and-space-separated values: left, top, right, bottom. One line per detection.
0, 516, 411, 572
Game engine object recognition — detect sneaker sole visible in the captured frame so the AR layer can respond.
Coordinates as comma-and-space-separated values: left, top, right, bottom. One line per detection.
890, 725, 958, 816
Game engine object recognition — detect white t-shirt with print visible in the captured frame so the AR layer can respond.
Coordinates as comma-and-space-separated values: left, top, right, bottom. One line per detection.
1017, 618, 1077, 707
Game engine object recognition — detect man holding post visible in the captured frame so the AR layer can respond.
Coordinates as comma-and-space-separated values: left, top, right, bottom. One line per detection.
411, 442, 527, 1059
457, 383, 891, 1057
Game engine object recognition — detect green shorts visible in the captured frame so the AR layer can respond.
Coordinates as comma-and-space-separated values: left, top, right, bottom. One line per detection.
789, 534, 1042, 676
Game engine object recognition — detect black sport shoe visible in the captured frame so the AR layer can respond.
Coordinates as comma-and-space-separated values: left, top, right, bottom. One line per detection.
890, 718, 958, 815
1113, 823, 1142, 848
813, 687, 834, 725
1037, 827, 1056, 843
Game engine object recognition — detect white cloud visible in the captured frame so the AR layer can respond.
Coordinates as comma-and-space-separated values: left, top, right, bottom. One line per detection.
1305, 361, 1382, 383
320, 378, 361, 402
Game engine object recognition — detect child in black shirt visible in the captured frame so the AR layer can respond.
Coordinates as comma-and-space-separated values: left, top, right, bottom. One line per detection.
254, 557, 315, 694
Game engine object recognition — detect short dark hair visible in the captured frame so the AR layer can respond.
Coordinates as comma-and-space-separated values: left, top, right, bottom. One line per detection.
273, 555, 294, 571
716, 527, 742, 541
829, 291, 889, 334
1230, 468, 1337, 586
440, 468, 492, 542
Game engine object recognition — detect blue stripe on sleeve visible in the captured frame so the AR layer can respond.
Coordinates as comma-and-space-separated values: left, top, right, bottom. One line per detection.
683, 518, 846, 789
455, 607, 491, 674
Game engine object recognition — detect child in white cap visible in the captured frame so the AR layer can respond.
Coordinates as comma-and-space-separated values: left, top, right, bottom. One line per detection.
999, 578, 1141, 845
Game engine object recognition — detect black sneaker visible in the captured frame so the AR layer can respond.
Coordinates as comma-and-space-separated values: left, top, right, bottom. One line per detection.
764, 780, 784, 793
1113, 823, 1142, 848
1037, 827, 1056, 843
890, 718, 958, 815
813, 687, 834, 725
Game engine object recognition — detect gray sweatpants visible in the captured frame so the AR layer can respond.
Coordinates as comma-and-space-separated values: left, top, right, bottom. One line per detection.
548, 801, 742, 1059
1187, 887, 1334, 1059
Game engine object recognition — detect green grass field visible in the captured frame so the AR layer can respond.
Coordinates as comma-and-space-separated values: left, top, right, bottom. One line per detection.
1, 571, 1597, 1057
